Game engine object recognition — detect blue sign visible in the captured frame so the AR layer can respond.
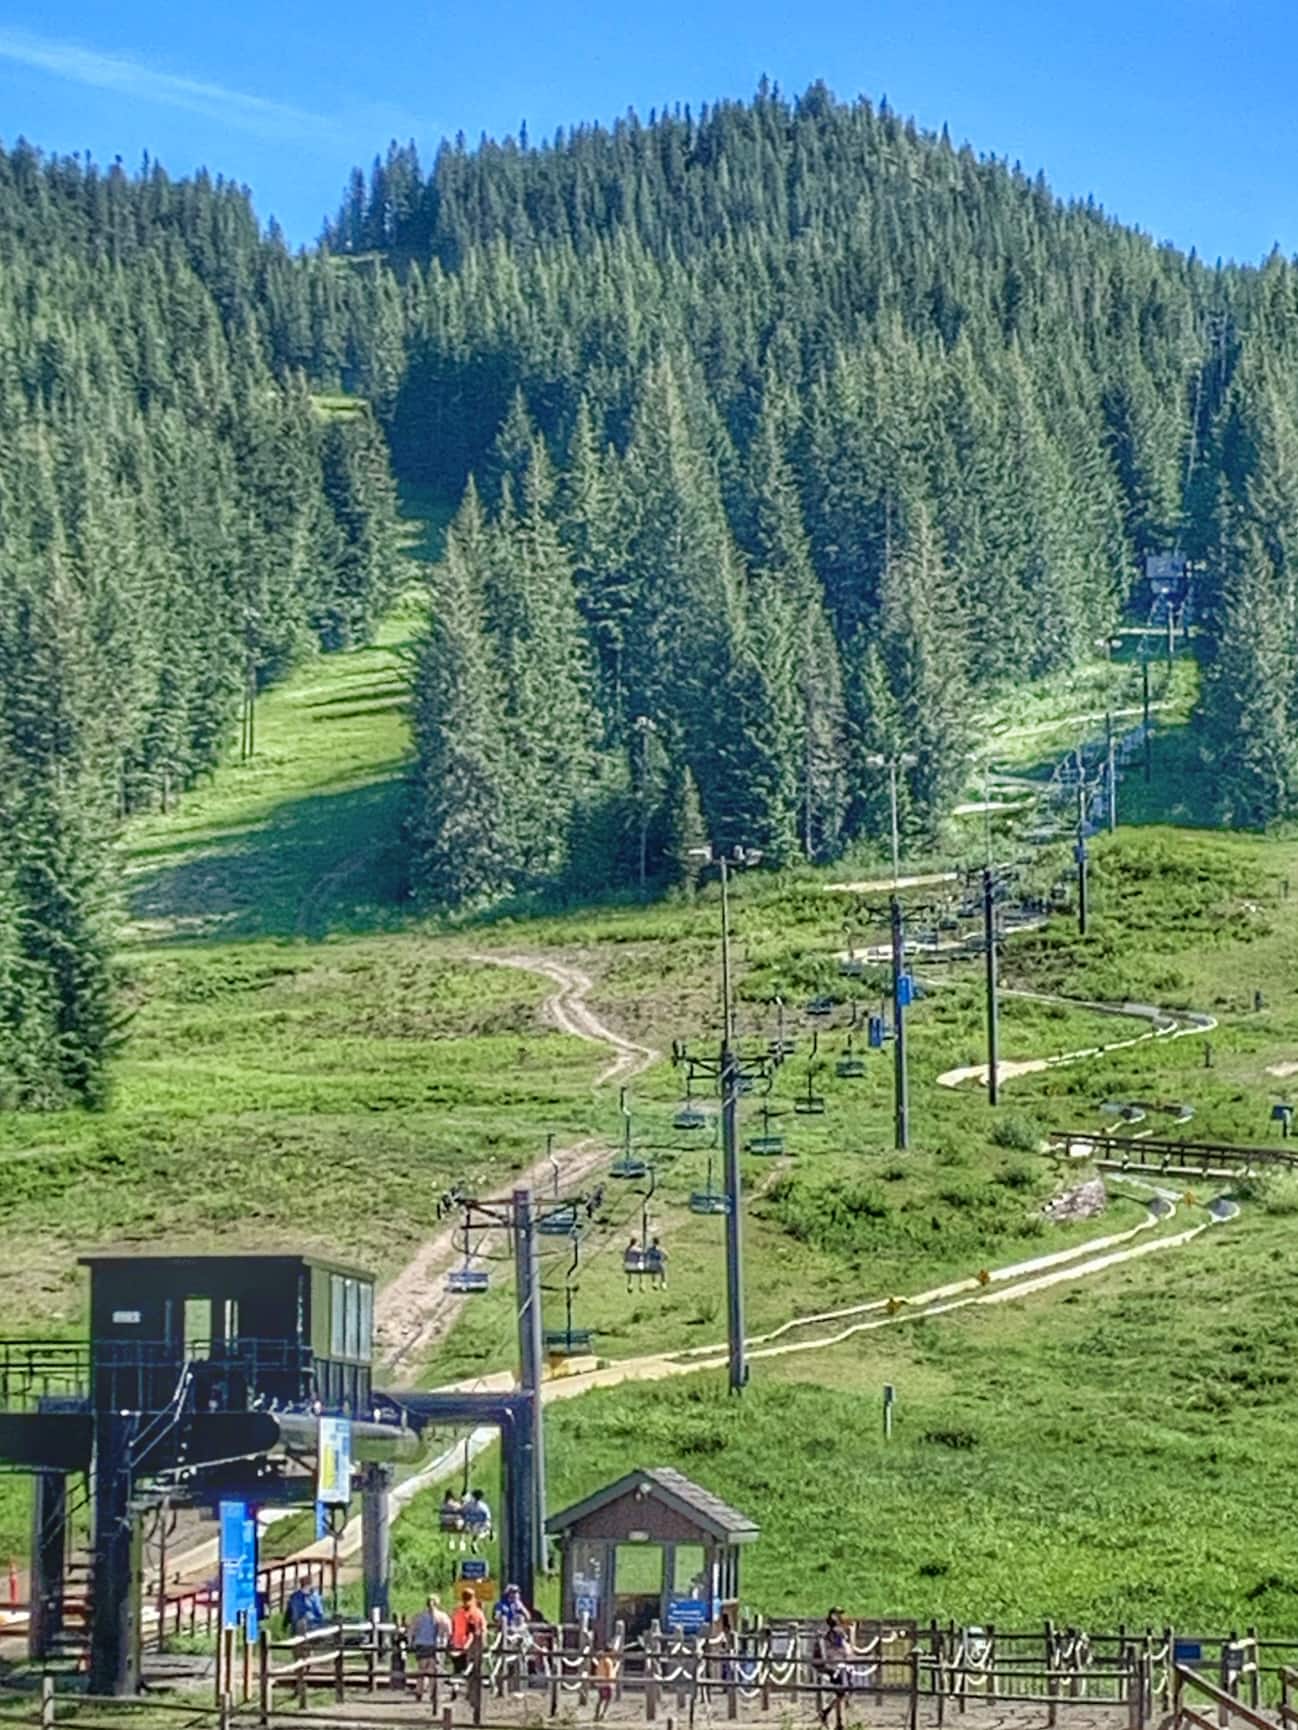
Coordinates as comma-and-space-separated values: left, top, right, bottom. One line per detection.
460, 1558, 488, 1581
575, 1595, 598, 1620
868, 1015, 884, 1050
220, 1501, 259, 1641
666, 1597, 710, 1634
315, 1501, 329, 1541
1174, 1642, 1203, 1664
897, 974, 914, 1008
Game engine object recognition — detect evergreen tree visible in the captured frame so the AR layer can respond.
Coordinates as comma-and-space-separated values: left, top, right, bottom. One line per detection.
407, 527, 514, 906
1203, 520, 1297, 825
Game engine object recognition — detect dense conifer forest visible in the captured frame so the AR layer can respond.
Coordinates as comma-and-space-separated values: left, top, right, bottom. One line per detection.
6, 82, 1298, 1103
0, 146, 401, 1106
322, 85, 1298, 902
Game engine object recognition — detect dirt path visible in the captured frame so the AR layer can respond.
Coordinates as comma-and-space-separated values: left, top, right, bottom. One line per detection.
936, 989, 1216, 1090
468, 953, 657, 1089
374, 953, 657, 1377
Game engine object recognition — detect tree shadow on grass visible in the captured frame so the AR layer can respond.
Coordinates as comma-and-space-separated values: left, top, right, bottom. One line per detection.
126, 772, 415, 945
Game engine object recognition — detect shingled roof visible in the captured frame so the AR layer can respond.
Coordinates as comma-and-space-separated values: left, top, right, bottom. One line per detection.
546, 1467, 759, 1542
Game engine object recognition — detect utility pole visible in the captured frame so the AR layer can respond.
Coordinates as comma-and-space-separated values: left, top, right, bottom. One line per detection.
983, 867, 999, 1107
1142, 659, 1152, 784
865, 752, 917, 887
718, 857, 746, 1394
511, 1188, 547, 1573
1076, 779, 1089, 939
891, 895, 909, 1150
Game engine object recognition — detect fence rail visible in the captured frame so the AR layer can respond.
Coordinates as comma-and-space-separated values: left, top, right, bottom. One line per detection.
3, 1619, 1294, 1727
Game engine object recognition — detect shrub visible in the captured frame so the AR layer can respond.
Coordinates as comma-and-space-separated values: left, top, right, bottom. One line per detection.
991, 1114, 1043, 1152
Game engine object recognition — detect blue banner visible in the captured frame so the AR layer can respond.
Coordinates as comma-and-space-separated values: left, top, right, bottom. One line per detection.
666, 1596, 709, 1634
219, 1501, 258, 1640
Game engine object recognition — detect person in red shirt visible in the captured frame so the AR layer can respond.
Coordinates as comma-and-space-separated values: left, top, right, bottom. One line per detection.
449, 1588, 487, 1680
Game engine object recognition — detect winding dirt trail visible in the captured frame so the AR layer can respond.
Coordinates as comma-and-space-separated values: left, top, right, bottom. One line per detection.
936, 988, 1216, 1091
374, 952, 656, 1377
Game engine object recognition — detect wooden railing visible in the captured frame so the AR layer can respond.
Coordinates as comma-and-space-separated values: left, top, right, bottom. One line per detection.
5, 1619, 1296, 1727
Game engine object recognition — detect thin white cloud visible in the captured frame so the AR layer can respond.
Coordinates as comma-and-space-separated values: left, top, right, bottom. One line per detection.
0, 25, 332, 141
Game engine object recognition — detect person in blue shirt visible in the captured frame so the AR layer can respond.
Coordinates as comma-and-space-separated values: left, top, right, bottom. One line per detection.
494, 1584, 531, 1631
461, 1489, 492, 1551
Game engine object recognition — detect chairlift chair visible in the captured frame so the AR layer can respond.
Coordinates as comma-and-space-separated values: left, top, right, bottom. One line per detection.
445, 1264, 490, 1296
673, 1103, 708, 1132
688, 1187, 731, 1216
538, 1202, 579, 1236
746, 1102, 787, 1155
610, 1153, 648, 1179
805, 995, 836, 1018
794, 1066, 826, 1115
836, 1037, 866, 1081
546, 1235, 594, 1356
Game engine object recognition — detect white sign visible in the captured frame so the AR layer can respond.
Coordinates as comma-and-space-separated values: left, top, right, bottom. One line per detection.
112, 1310, 142, 1324
317, 1416, 352, 1506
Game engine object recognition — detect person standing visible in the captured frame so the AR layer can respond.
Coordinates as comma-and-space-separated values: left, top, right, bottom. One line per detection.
448, 1588, 487, 1697
407, 1595, 450, 1702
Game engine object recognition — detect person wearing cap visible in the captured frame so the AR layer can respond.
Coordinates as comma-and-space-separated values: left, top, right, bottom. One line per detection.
493, 1582, 532, 1632
449, 1587, 487, 1678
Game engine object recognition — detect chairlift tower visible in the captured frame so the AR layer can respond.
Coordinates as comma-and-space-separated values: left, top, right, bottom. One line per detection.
682, 845, 764, 1395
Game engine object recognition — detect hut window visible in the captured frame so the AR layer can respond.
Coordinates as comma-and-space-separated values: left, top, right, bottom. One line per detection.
358, 1283, 373, 1360
331, 1276, 346, 1356
184, 1297, 212, 1359
615, 1544, 663, 1594
672, 1544, 707, 1596
344, 1279, 361, 1359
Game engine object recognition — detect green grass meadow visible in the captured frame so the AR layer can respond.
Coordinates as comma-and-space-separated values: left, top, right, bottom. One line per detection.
1, 520, 1296, 1635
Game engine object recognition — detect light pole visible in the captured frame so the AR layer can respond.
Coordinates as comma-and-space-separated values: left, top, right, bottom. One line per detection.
688, 843, 762, 1394
865, 752, 918, 887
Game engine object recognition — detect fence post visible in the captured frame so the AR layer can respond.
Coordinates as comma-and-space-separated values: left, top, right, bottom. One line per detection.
726, 1628, 739, 1721
687, 1634, 701, 1728
646, 1621, 660, 1721
469, 1630, 484, 1726
760, 1625, 772, 1715
40, 1674, 54, 1730
257, 1629, 270, 1727
219, 1692, 232, 1730
334, 1625, 346, 1705
1247, 1627, 1261, 1709
909, 1649, 919, 1730
367, 1607, 379, 1693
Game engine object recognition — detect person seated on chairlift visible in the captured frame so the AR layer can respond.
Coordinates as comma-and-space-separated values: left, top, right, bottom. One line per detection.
644, 1236, 668, 1291
462, 1488, 493, 1544
439, 1488, 464, 1533
624, 1236, 643, 1290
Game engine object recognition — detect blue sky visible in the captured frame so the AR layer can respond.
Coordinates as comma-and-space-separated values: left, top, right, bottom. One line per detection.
0, 0, 1291, 260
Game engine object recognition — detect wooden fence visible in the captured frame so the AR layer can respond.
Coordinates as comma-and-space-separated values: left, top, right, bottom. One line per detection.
3, 1619, 1295, 1726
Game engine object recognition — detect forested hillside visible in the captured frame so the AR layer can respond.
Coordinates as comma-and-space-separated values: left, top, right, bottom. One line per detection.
9, 83, 1298, 1105
321, 84, 1298, 902
0, 145, 401, 1107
